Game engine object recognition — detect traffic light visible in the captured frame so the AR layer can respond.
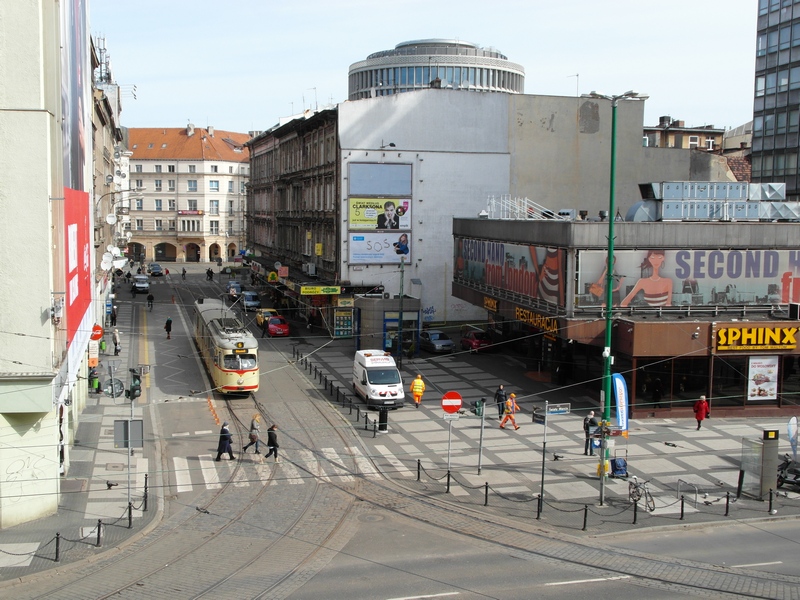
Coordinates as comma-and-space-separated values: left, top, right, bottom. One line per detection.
128, 368, 141, 399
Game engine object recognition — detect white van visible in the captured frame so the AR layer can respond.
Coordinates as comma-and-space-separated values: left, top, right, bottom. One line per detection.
353, 350, 405, 408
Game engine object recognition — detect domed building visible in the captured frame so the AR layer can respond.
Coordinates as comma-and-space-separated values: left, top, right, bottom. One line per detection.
348, 39, 525, 100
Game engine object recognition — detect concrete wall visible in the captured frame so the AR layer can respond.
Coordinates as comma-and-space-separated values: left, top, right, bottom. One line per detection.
339, 90, 510, 323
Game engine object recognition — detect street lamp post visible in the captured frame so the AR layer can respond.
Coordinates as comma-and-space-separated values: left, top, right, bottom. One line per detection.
585, 90, 648, 504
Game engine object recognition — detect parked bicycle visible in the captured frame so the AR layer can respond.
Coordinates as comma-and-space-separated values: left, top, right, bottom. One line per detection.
628, 475, 655, 512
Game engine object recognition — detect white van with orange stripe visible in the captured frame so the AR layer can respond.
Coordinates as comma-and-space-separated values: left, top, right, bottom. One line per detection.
353, 350, 405, 409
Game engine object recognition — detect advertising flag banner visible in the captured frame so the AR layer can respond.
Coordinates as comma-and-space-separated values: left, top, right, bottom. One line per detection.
612, 373, 629, 437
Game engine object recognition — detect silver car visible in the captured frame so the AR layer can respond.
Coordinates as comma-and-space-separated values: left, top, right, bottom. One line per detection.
419, 330, 455, 353
241, 290, 261, 311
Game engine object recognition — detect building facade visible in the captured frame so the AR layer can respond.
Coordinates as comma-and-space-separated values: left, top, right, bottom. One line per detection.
643, 116, 725, 151
348, 39, 525, 100
752, 0, 800, 200
127, 126, 250, 264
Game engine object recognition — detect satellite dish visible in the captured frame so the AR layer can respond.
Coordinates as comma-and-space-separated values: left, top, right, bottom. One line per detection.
111, 247, 122, 257
102, 252, 114, 262
105, 214, 118, 225
125, 231, 133, 240
100, 259, 113, 271
112, 258, 128, 269
106, 244, 116, 253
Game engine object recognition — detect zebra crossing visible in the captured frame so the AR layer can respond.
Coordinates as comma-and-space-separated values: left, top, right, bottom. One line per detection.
170, 446, 383, 494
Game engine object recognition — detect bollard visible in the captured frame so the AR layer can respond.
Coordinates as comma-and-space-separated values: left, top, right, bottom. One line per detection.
55, 532, 60, 562
417, 459, 421, 482
725, 491, 730, 517
536, 494, 542, 520
144, 474, 149, 512
329, 381, 334, 396
680, 495, 685, 520
364, 414, 369, 431
373, 419, 377, 438
582, 505, 589, 531
355, 406, 361, 422
633, 500, 638, 525
313, 365, 318, 378
97, 519, 103, 546
323, 375, 328, 388
446, 470, 451, 494
484, 482, 489, 506
769, 488, 774, 514
128, 502, 133, 529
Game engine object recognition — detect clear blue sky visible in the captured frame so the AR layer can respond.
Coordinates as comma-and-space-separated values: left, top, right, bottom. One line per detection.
91, 0, 757, 134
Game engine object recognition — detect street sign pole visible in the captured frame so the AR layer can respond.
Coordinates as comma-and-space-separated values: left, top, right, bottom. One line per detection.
540, 400, 548, 501
447, 419, 453, 471
477, 398, 486, 475
440, 391, 463, 472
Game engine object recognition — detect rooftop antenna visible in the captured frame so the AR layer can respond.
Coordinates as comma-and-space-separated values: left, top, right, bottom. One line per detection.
307, 88, 318, 110
567, 74, 579, 97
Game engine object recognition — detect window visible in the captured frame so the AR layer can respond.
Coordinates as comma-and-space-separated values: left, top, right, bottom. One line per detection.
188, 165, 196, 173
240, 181, 246, 193
780, 26, 791, 50
209, 180, 220, 192
155, 165, 162, 173
155, 219, 163, 231
777, 112, 788, 134
765, 113, 776, 135
705, 136, 715, 150
168, 199, 176, 210
228, 220, 234, 235
168, 165, 175, 173
135, 179, 143, 189
779, 69, 789, 92
155, 199, 162, 211
775, 154, 786, 176
168, 219, 176, 231
768, 30, 779, 54
168, 179, 175, 191
135, 218, 143, 231
210, 220, 219, 235
228, 200, 234, 213
187, 199, 197, 211
211, 165, 218, 173
228, 181, 234, 193
187, 180, 197, 192
210, 200, 219, 215
756, 76, 766, 97
123, 221, 131, 231
180, 219, 201, 232
228, 166, 234, 174
154, 179, 162, 191
789, 109, 799, 133
766, 72, 777, 94
688, 136, 699, 148
135, 198, 143, 210
135, 165, 142, 173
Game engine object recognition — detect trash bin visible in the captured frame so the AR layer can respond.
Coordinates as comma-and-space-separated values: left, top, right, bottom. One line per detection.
99, 340, 106, 353
378, 407, 389, 432
472, 398, 484, 417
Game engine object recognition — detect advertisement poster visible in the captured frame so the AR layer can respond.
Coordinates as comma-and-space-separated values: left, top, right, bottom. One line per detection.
747, 355, 779, 401
612, 373, 629, 436
577, 249, 800, 308
454, 237, 565, 306
348, 198, 412, 230
349, 232, 411, 265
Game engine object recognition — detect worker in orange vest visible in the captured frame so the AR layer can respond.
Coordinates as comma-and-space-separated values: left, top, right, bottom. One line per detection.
410, 374, 426, 409
500, 393, 520, 430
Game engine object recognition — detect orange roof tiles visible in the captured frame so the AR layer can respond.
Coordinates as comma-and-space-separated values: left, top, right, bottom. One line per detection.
128, 127, 250, 162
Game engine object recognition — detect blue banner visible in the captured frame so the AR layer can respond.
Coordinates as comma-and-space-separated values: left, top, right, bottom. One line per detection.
612, 373, 629, 436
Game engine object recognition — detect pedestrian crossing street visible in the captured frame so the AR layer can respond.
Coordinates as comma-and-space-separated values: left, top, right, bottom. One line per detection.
168, 445, 397, 494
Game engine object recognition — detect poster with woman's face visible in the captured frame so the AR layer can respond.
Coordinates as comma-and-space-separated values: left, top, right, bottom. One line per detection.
348, 232, 411, 264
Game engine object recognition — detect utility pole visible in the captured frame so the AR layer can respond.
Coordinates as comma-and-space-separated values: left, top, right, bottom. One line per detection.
397, 256, 405, 369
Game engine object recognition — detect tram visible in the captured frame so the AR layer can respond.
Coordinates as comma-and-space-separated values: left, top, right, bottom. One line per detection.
193, 298, 259, 394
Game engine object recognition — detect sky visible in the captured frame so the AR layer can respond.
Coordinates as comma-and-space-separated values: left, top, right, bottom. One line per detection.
91, 0, 758, 135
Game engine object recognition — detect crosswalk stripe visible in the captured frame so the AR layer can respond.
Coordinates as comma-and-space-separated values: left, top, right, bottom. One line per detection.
296, 449, 331, 482
352, 446, 381, 478
173, 457, 192, 493
321, 448, 354, 481
374, 445, 413, 477
199, 454, 222, 489
276, 459, 304, 484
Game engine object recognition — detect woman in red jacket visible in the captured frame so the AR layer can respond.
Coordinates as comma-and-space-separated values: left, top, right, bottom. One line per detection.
693, 395, 709, 430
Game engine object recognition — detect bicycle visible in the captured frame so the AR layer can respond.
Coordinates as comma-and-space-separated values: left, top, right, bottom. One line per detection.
628, 475, 655, 512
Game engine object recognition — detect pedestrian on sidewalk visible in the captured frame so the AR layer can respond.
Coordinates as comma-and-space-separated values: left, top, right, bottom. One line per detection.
110, 306, 117, 326
164, 317, 172, 340
215, 422, 235, 461
583, 410, 599, 455
112, 328, 121, 356
264, 424, 280, 462
500, 393, 520, 430
494, 384, 507, 419
410, 374, 426, 408
693, 395, 710, 430
242, 414, 261, 454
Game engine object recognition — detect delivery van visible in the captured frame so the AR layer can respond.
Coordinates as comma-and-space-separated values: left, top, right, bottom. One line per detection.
353, 350, 405, 409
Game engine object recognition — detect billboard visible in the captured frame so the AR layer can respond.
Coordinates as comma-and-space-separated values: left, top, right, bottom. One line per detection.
747, 355, 779, 401
577, 249, 800, 308
349, 232, 411, 265
348, 198, 412, 230
64, 188, 92, 343
455, 237, 566, 306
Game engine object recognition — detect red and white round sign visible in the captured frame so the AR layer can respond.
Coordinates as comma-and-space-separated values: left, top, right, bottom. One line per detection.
441, 391, 463, 414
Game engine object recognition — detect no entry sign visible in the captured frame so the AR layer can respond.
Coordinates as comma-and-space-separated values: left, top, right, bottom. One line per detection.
441, 391, 463, 414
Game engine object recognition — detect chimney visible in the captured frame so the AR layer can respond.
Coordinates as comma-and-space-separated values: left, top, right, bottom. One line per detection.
208, 126, 214, 137
658, 115, 671, 128
187, 123, 195, 137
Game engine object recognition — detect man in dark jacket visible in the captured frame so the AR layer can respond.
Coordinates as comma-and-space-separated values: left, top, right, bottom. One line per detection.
264, 424, 280, 462
583, 411, 599, 455
215, 422, 235, 461
493, 384, 507, 419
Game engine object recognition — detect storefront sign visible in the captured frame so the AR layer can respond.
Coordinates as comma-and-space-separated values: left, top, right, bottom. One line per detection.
748, 356, 779, 401
301, 286, 341, 295
716, 326, 798, 351
267, 271, 278, 282
337, 297, 355, 308
483, 296, 497, 312
514, 307, 559, 335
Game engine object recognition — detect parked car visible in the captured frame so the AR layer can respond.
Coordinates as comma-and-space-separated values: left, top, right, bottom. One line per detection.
241, 290, 261, 312
419, 329, 455, 353
255, 308, 279, 328
147, 263, 163, 277
265, 316, 290, 337
131, 274, 150, 294
461, 330, 492, 353
225, 280, 242, 301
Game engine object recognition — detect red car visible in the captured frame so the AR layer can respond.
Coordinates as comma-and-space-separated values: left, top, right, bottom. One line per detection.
461, 330, 492, 352
266, 316, 290, 337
